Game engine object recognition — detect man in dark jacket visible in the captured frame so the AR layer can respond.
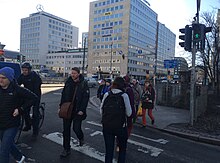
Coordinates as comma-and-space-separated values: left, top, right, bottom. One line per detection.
0, 67, 37, 163
59, 67, 90, 158
17, 62, 42, 138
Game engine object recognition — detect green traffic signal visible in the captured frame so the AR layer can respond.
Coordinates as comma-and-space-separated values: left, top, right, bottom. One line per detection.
194, 33, 200, 39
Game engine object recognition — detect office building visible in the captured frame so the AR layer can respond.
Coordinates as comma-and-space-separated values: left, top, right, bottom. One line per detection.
88, 0, 158, 79
20, 11, 79, 69
156, 22, 176, 75
46, 48, 88, 77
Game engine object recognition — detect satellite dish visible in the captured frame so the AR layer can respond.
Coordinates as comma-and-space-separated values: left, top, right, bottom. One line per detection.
36, 4, 44, 12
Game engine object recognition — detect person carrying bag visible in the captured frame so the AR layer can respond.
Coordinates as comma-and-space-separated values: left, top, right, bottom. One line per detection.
58, 85, 78, 119
58, 67, 90, 158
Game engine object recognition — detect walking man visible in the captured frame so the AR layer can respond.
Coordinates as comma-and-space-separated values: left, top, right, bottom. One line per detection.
59, 67, 90, 157
0, 67, 37, 163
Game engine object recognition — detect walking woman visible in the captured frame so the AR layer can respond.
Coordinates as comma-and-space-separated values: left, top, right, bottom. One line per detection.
140, 80, 155, 127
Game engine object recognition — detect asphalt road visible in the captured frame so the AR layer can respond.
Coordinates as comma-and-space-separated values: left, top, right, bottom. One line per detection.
13, 86, 220, 163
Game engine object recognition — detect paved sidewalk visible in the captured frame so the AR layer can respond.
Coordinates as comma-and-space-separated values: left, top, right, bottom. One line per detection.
90, 96, 220, 146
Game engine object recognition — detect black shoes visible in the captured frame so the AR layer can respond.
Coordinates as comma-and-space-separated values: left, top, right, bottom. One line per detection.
23, 126, 31, 131
60, 149, 71, 158
79, 139, 84, 146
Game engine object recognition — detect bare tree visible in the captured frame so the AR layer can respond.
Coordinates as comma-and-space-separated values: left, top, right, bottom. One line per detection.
198, 10, 220, 94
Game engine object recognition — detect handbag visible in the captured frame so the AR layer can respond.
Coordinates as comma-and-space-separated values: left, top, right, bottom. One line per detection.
137, 102, 143, 116
59, 85, 78, 119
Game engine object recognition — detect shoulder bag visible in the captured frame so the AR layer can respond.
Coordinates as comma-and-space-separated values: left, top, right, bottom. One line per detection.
59, 85, 78, 119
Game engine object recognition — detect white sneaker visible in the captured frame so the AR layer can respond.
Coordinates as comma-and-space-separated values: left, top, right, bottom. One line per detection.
16, 155, 25, 163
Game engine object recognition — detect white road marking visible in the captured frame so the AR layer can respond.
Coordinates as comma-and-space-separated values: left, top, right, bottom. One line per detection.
87, 121, 169, 144
90, 131, 103, 137
53, 92, 62, 95
131, 133, 169, 144
87, 121, 102, 127
86, 121, 165, 157
43, 132, 117, 163
128, 139, 163, 157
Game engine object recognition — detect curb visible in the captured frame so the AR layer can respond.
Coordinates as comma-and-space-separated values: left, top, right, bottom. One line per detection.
148, 125, 220, 146
41, 84, 64, 88
89, 95, 220, 146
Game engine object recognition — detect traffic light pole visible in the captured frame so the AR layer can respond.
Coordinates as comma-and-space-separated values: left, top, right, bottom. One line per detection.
190, 43, 196, 126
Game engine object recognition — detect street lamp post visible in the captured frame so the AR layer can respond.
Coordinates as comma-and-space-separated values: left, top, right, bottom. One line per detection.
82, 37, 86, 75
110, 42, 113, 78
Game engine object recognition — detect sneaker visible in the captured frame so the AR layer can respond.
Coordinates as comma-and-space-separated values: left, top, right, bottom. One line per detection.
79, 139, 84, 146
141, 125, 146, 128
23, 126, 31, 131
16, 155, 25, 163
60, 149, 71, 158
151, 119, 155, 125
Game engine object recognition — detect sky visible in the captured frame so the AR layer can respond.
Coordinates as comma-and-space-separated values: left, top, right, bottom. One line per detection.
0, 0, 219, 56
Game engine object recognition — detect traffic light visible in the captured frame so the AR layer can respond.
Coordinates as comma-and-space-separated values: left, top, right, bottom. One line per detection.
0, 49, 4, 55
146, 70, 150, 80
0, 57, 4, 61
192, 24, 202, 42
179, 25, 192, 52
17, 55, 20, 62
22, 55, 26, 62
192, 23, 212, 51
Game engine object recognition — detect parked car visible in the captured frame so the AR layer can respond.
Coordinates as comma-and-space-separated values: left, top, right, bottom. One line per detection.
85, 77, 98, 88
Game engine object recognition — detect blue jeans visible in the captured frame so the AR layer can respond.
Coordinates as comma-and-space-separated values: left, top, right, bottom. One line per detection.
0, 127, 23, 163
103, 127, 128, 163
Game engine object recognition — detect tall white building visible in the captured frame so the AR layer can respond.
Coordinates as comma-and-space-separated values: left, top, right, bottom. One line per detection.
88, 0, 158, 79
88, 0, 176, 80
20, 11, 79, 68
156, 22, 176, 75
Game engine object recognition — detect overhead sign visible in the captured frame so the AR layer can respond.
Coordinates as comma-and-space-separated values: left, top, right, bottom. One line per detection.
164, 60, 178, 68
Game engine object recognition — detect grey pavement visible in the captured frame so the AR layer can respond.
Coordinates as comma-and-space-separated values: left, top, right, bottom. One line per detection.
90, 96, 220, 146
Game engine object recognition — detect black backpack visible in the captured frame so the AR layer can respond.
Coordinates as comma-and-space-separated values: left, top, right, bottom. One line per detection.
101, 91, 126, 129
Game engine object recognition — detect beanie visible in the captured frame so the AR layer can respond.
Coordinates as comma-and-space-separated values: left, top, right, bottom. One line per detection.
0, 67, 15, 82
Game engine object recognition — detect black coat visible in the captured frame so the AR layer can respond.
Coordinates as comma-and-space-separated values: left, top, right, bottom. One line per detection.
0, 81, 37, 129
60, 75, 90, 120
17, 71, 42, 97
141, 86, 155, 109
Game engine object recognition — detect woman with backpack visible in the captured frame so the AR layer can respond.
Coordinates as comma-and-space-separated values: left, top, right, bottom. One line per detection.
100, 77, 132, 163
141, 80, 155, 127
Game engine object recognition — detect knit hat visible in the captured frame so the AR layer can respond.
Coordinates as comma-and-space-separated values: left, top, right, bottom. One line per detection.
0, 67, 15, 82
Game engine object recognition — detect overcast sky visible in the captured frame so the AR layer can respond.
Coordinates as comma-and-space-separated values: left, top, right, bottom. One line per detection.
0, 0, 219, 56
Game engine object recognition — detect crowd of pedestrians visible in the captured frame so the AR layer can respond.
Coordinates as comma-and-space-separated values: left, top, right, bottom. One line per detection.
98, 75, 156, 162
0, 62, 156, 163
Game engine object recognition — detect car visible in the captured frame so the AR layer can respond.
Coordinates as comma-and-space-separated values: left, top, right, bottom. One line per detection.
85, 77, 98, 88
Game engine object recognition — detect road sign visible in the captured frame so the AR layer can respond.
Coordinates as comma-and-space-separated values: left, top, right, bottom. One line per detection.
164, 60, 178, 68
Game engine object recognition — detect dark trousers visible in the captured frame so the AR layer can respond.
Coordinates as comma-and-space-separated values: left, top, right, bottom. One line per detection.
62, 118, 83, 150
0, 127, 23, 163
24, 98, 40, 134
103, 127, 128, 163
